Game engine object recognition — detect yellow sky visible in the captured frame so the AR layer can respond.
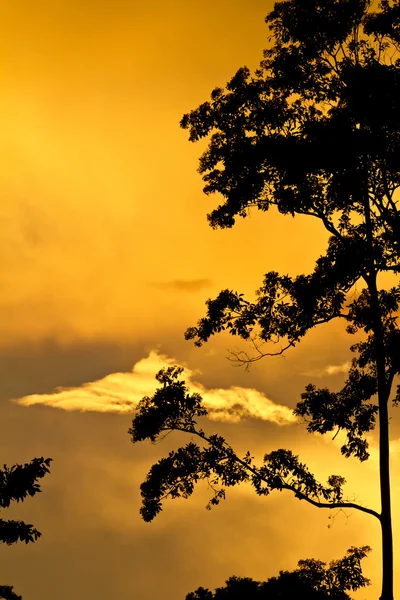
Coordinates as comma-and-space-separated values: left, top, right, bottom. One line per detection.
0, 0, 330, 346
0, 2, 398, 600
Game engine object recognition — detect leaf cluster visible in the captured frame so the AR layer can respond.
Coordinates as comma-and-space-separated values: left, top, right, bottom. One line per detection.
181, 0, 400, 238
185, 546, 371, 600
0, 586, 22, 600
129, 366, 207, 443
0, 457, 52, 599
0, 457, 52, 545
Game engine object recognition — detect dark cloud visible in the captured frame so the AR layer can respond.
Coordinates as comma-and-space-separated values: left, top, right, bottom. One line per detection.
150, 278, 212, 292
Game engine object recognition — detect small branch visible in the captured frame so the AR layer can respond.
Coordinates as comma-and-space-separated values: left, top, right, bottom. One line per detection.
381, 170, 394, 205
227, 310, 350, 368
298, 208, 343, 239
227, 339, 294, 369
338, 40, 349, 62
383, 266, 400, 273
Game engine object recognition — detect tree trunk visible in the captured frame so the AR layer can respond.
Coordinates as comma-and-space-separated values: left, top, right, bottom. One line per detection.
368, 277, 394, 600
362, 191, 394, 600
379, 395, 394, 600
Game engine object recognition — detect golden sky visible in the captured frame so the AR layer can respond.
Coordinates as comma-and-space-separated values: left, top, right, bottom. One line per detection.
0, 2, 398, 599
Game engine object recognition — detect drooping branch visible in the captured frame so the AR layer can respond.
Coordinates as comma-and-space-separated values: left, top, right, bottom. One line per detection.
281, 483, 380, 520
129, 368, 380, 523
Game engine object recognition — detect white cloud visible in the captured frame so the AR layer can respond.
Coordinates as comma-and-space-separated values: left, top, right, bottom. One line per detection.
302, 361, 351, 378
325, 361, 351, 375
203, 386, 297, 424
13, 350, 296, 425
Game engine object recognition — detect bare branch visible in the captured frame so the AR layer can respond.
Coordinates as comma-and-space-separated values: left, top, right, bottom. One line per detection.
227, 337, 294, 369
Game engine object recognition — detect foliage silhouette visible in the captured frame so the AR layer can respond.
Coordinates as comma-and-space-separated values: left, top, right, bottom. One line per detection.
185, 546, 371, 600
0, 457, 52, 598
130, 2, 399, 600
0, 585, 22, 600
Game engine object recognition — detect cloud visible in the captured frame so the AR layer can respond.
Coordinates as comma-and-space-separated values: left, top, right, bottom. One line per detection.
203, 386, 297, 424
13, 350, 296, 425
301, 361, 351, 378
150, 279, 212, 292
324, 361, 351, 375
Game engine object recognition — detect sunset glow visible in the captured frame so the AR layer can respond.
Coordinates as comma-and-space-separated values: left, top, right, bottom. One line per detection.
0, 2, 399, 600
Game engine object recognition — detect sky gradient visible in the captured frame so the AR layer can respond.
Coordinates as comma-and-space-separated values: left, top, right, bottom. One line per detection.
0, 2, 399, 599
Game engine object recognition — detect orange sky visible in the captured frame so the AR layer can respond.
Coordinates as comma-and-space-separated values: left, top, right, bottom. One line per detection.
0, 2, 398, 599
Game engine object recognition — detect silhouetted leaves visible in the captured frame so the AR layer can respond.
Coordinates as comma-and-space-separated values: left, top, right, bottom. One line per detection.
296, 366, 378, 461
185, 546, 371, 600
0, 457, 52, 509
0, 457, 52, 598
129, 366, 207, 443
130, 370, 381, 522
181, 1, 400, 241
0, 519, 41, 546
0, 585, 22, 600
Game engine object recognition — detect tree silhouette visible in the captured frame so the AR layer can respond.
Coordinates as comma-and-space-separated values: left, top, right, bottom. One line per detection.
0, 586, 22, 600
0, 457, 52, 598
185, 546, 370, 600
130, 2, 399, 599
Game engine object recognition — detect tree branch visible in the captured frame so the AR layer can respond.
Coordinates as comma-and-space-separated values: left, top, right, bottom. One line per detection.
281, 484, 381, 521
227, 339, 294, 368
172, 426, 381, 522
